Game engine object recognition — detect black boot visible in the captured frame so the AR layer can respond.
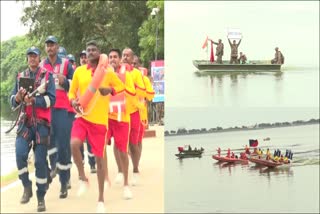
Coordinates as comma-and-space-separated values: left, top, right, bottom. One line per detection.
20, 186, 33, 204
37, 199, 46, 212
59, 185, 68, 199
90, 165, 97, 174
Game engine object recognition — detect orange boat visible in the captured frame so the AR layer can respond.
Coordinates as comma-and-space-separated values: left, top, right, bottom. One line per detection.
212, 155, 249, 164
248, 157, 290, 168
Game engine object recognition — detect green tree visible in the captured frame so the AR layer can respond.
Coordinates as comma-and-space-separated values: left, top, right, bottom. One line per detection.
1, 36, 37, 100
19, 0, 148, 60
138, 1, 164, 67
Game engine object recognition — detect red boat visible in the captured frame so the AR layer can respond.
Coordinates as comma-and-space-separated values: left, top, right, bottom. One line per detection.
248, 157, 290, 168
212, 155, 249, 164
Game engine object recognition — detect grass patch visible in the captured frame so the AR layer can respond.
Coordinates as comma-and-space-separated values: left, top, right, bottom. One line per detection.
1, 163, 35, 187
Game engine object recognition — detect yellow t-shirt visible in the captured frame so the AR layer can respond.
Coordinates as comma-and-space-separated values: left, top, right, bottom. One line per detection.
126, 68, 146, 114
69, 65, 125, 126
109, 71, 136, 122
140, 76, 155, 121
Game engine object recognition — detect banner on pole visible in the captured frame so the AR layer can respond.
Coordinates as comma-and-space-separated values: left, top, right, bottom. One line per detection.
150, 60, 164, 103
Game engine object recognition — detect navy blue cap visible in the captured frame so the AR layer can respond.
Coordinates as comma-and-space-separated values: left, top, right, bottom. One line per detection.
26, 46, 41, 55
79, 50, 86, 57
45, 35, 58, 43
67, 54, 75, 62
58, 47, 67, 58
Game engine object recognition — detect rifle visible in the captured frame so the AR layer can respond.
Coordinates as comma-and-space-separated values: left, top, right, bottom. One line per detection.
5, 80, 49, 134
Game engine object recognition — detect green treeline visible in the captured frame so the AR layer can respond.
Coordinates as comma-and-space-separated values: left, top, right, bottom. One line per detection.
1, 0, 164, 100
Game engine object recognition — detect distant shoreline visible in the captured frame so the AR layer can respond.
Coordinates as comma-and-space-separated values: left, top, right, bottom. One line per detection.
164, 119, 319, 137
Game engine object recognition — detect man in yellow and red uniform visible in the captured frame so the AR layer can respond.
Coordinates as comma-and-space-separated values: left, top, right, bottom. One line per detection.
42, 36, 74, 198
67, 52, 97, 174
69, 41, 124, 212
122, 48, 146, 186
107, 48, 136, 199
133, 55, 155, 171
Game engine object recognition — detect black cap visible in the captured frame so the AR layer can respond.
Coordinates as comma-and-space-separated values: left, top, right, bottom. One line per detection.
26, 46, 41, 55
45, 35, 58, 43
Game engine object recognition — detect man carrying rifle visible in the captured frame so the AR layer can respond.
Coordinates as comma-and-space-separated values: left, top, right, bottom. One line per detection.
9, 47, 56, 212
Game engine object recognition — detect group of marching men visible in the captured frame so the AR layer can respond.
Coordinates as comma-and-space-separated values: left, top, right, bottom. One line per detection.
10, 35, 155, 212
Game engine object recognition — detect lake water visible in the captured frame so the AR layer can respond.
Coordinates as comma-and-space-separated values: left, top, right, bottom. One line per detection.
165, 124, 319, 213
1, 118, 17, 176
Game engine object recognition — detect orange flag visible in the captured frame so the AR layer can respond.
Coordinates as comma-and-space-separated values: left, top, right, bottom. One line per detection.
201, 36, 208, 49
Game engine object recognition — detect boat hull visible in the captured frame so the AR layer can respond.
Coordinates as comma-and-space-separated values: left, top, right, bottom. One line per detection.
175, 153, 202, 158
248, 157, 289, 167
193, 60, 282, 72
212, 155, 249, 164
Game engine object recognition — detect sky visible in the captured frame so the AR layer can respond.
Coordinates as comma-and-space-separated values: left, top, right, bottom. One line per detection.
0, 1, 30, 42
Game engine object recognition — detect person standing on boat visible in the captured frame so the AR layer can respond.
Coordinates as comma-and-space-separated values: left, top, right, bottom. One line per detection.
271, 47, 284, 64
209, 39, 224, 64
227, 148, 231, 158
228, 37, 242, 64
217, 147, 221, 156
238, 52, 247, 64
10, 47, 56, 212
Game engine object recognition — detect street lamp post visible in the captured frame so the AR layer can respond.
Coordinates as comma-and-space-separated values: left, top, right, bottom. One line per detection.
151, 7, 160, 60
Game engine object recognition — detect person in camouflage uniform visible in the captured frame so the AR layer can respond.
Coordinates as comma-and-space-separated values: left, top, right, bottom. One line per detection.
228, 38, 242, 64
210, 39, 224, 64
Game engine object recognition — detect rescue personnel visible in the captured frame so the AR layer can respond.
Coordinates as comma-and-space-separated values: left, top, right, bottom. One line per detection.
238, 52, 247, 64
228, 37, 242, 64
69, 51, 97, 174
210, 39, 224, 64
79, 50, 87, 66
67, 54, 77, 70
107, 48, 135, 199
10, 47, 56, 212
266, 148, 271, 160
226, 148, 231, 158
41, 36, 74, 198
69, 40, 125, 212
121, 48, 146, 186
217, 147, 221, 156
271, 47, 284, 64
132, 55, 155, 177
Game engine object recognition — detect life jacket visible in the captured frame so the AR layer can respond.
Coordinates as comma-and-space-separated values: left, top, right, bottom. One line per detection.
109, 64, 127, 121
18, 67, 51, 122
78, 54, 109, 110
138, 67, 148, 76
41, 57, 69, 109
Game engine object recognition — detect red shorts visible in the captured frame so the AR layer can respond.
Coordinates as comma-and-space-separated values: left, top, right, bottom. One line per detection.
129, 111, 141, 144
71, 117, 107, 158
137, 122, 145, 143
107, 119, 129, 153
